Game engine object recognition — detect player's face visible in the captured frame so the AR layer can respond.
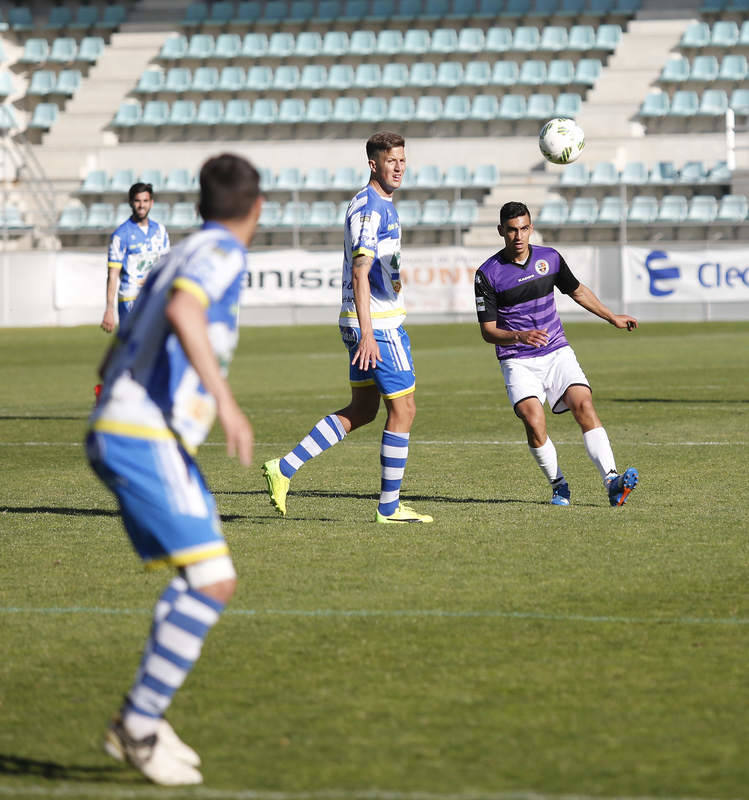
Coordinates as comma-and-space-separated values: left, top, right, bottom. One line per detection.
369, 146, 406, 196
130, 191, 153, 222
499, 214, 533, 259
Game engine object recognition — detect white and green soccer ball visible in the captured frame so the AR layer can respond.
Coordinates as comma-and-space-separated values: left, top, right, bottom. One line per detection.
538, 117, 585, 165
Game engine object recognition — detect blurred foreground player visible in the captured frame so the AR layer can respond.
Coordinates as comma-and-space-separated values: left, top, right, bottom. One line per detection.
474, 201, 640, 507
86, 154, 262, 785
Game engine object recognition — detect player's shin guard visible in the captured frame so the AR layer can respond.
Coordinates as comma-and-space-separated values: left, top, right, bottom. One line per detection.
121, 578, 225, 740
279, 414, 347, 478
378, 430, 409, 517
583, 426, 617, 483
530, 436, 563, 484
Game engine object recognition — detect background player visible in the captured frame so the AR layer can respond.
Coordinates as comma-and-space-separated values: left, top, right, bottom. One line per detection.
100, 181, 170, 334
86, 154, 261, 785
474, 201, 639, 507
262, 131, 432, 524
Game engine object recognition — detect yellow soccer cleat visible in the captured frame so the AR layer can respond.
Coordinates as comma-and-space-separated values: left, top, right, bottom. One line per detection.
262, 458, 290, 517
375, 503, 433, 524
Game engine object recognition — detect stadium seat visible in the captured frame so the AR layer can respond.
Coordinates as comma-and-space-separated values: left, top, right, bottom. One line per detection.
431, 28, 459, 53
242, 32, 269, 57
393, 0, 425, 22
485, 27, 512, 53
716, 194, 748, 222
449, 198, 478, 226
568, 197, 598, 224
660, 56, 690, 83
47, 6, 73, 30
719, 55, 748, 82
396, 200, 421, 227
164, 168, 195, 193
80, 170, 108, 194
287, 0, 314, 23
142, 100, 170, 127
620, 161, 648, 184
30, 103, 59, 130
224, 98, 252, 125
8, 7, 33, 31
113, 99, 142, 127
529, 0, 559, 15
234, 1, 263, 24
526, 94, 555, 120
548, 60, 575, 86
49, 38, 78, 64
574, 58, 602, 85
135, 68, 164, 94
139, 169, 163, 191
680, 22, 710, 49
730, 88, 749, 114
567, 25, 596, 51
404, 29, 431, 55
386, 96, 415, 122
0, 73, 12, 100
376, 30, 404, 55
649, 161, 677, 183
259, 0, 290, 26
555, 93, 582, 118
690, 55, 719, 82
519, 60, 548, 86
183, 2, 208, 27
299, 96, 329, 124
322, 31, 350, 57
250, 98, 278, 125
435, 61, 464, 88
332, 166, 361, 190
711, 21, 739, 47
218, 66, 246, 92
457, 28, 485, 53
498, 94, 525, 120
627, 195, 658, 224
115, 204, 133, 222
596, 25, 622, 50
159, 35, 188, 61
0, 105, 18, 132
29, 71, 56, 97
192, 67, 219, 93
215, 33, 242, 59
597, 196, 624, 224
590, 162, 619, 185
275, 167, 303, 191
259, 200, 282, 228
559, 161, 589, 186
473, 0, 499, 20
299, 64, 326, 90
273, 65, 301, 91
639, 90, 670, 117
278, 98, 305, 124
464, 61, 491, 86
382, 63, 409, 88
687, 195, 718, 223
19, 39, 50, 65
443, 165, 470, 187
268, 32, 295, 58
247, 66, 273, 91
196, 99, 223, 126
513, 27, 541, 52
741, 20, 749, 46
442, 94, 471, 121
537, 199, 569, 226
295, 31, 322, 58
187, 34, 215, 60
72, 6, 100, 30
98, 4, 127, 30
170, 202, 200, 230
165, 67, 192, 94
303, 168, 331, 191
55, 70, 82, 97
167, 100, 197, 126
205, 1, 234, 27
539, 27, 568, 52
58, 204, 87, 230
328, 64, 355, 90
414, 165, 442, 188
307, 201, 338, 228
707, 161, 731, 182
331, 96, 360, 123
281, 201, 310, 228
491, 61, 520, 86
415, 96, 443, 122
85, 203, 115, 230
657, 194, 688, 223
471, 94, 501, 120
557, 0, 585, 14
698, 89, 728, 116
350, 30, 377, 56
340, 0, 369, 23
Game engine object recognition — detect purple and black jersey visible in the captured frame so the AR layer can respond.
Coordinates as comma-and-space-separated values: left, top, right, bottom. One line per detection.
474, 244, 580, 361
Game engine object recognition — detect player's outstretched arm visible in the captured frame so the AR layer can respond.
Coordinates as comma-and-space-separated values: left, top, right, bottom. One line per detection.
101, 267, 120, 333
569, 283, 638, 330
165, 288, 253, 466
480, 320, 549, 348
351, 254, 382, 370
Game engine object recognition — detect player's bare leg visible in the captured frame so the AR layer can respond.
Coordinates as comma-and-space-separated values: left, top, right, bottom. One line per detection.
515, 397, 569, 505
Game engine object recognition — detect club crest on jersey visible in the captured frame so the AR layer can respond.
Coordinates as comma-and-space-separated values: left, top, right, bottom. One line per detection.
534, 259, 550, 276
391, 277, 402, 293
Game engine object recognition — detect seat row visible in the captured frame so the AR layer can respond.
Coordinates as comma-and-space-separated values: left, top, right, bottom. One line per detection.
79, 163, 499, 195
559, 159, 732, 187
639, 88, 749, 118
538, 193, 749, 226
136, 59, 603, 96
0, 103, 58, 133
679, 20, 749, 49
27, 69, 83, 99
157, 24, 622, 61
180, 0, 639, 28
0, 5, 126, 33
700, 0, 749, 11
18, 37, 106, 66
113, 93, 583, 129
659, 54, 748, 83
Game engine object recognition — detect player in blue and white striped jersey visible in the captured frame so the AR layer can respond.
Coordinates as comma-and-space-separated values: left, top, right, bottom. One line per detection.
87, 154, 262, 786
262, 131, 432, 524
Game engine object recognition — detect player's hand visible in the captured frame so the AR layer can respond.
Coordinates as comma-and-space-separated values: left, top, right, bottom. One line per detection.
612, 315, 638, 331
217, 397, 254, 467
351, 332, 382, 370
518, 328, 549, 348
101, 309, 115, 333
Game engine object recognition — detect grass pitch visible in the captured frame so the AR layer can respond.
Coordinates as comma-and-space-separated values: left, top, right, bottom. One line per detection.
1, 321, 748, 800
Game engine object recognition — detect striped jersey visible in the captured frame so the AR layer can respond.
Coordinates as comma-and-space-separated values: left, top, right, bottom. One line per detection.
91, 222, 247, 453
474, 244, 580, 361
340, 184, 405, 330
107, 215, 170, 302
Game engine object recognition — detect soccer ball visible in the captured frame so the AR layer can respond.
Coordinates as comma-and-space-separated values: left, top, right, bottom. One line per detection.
538, 118, 585, 165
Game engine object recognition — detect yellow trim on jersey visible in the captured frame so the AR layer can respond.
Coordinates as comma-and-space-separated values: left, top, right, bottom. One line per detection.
108, 261, 123, 270
350, 378, 376, 387
145, 543, 230, 570
339, 307, 406, 319
119, 295, 137, 302
91, 420, 199, 455
382, 385, 416, 400
172, 277, 210, 308
352, 246, 375, 258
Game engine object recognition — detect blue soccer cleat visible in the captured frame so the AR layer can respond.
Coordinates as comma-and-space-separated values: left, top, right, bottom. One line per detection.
606, 467, 639, 507
551, 480, 570, 506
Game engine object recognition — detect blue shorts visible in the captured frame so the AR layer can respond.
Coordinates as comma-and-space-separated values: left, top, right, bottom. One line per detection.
85, 431, 228, 569
118, 299, 135, 328
340, 324, 415, 399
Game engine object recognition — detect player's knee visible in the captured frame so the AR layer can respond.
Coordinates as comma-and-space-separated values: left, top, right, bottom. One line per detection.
181, 555, 237, 605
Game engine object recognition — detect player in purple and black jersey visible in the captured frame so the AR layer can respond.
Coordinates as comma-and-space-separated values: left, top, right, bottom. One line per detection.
474, 201, 640, 507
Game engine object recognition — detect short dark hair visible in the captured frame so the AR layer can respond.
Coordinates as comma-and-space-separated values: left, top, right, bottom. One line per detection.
198, 153, 260, 222
128, 182, 153, 203
366, 131, 405, 160
499, 201, 531, 227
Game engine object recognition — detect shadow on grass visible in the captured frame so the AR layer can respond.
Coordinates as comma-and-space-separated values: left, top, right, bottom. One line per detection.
0, 415, 85, 420
0, 752, 120, 781
0, 505, 278, 524
612, 397, 748, 404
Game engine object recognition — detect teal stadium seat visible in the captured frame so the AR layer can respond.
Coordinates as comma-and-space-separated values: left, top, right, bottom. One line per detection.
422, 198, 450, 226
690, 55, 719, 82
741, 21, 749, 46
519, 60, 547, 85
730, 89, 749, 114
278, 98, 305, 124
719, 55, 747, 82
295, 32, 322, 58
0, 105, 19, 131
196, 99, 223, 126
234, 1, 263, 25
471, 94, 500, 120
167, 100, 197, 126
250, 99, 278, 125
431, 28, 459, 53
273, 65, 300, 91
627, 195, 658, 224
8, 7, 33, 31
376, 30, 404, 55
341, 0, 369, 24
513, 27, 541, 52
596, 24, 622, 50
526, 94, 555, 120
393, 0, 424, 22
698, 89, 728, 115
491, 61, 520, 86
727, 0, 749, 10
567, 25, 596, 51
328, 64, 355, 90
414, 165, 442, 187
365, 0, 396, 22
29, 71, 56, 96
55, 70, 82, 97
669, 90, 699, 116
529, 0, 560, 18
224, 99, 252, 124
215, 34, 242, 59
242, 33, 269, 57
256, 167, 273, 192
678, 161, 707, 183
30, 102, 59, 130
457, 28, 484, 54
350, 30, 377, 56
281, 201, 310, 228
660, 56, 689, 83
187, 35, 214, 60
539, 27, 568, 52
259, 201, 283, 228
301, 64, 329, 91
304, 168, 331, 190
219, 66, 246, 92
115, 202, 134, 224
436, 61, 464, 88
711, 21, 738, 48
308, 201, 338, 228
359, 97, 386, 123
47, 6, 72, 30
99, 5, 127, 30
353, 64, 380, 90
382, 63, 409, 88
183, 3, 208, 27
498, 94, 525, 120
716, 194, 748, 223
555, 93, 582, 117
159, 35, 188, 61
485, 27, 512, 53
77, 36, 105, 64
574, 59, 602, 85
332, 166, 360, 190
474, 0, 499, 20
288, 0, 313, 23
113, 100, 143, 127
72, 6, 100, 30
621, 161, 648, 184
205, 1, 234, 27
568, 197, 598, 224
396, 200, 421, 227
537, 199, 569, 226
590, 162, 619, 185
649, 161, 677, 183
20, 39, 50, 65
560, 161, 589, 186
589, 0, 614, 14
680, 22, 710, 49
422, 0, 451, 21
259, 0, 289, 26
403, 29, 431, 55
464, 61, 491, 86
164, 169, 195, 193
142, 100, 170, 127
49, 38, 78, 64
58, 204, 87, 230
557, 0, 585, 14
415, 96, 443, 122
86, 203, 115, 230
387, 96, 415, 122
597, 196, 624, 225
657, 194, 688, 223
268, 32, 295, 58
639, 90, 670, 118
192, 67, 219, 92
548, 60, 574, 85
449, 199, 478, 226
139, 169, 163, 190
322, 31, 349, 57
332, 97, 361, 123
471, 164, 499, 186
247, 66, 273, 91
166, 68, 192, 93
443, 165, 470, 187
0, 73, 11, 100
317, 0, 344, 22
442, 95, 471, 121
687, 195, 718, 223
81, 170, 108, 194
170, 202, 200, 230
276, 167, 303, 191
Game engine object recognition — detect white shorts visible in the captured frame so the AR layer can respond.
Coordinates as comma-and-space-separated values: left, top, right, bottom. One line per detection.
500, 345, 590, 415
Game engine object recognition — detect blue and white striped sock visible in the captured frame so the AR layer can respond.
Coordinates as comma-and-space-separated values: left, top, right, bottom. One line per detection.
279, 414, 347, 479
378, 430, 409, 517
122, 577, 224, 740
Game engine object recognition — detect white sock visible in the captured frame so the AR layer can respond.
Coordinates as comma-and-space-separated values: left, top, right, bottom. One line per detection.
583, 426, 617, 483
529, 437, 564, 484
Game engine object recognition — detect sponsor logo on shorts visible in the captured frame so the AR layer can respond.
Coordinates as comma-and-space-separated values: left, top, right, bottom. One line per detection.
535, 259, 550, 276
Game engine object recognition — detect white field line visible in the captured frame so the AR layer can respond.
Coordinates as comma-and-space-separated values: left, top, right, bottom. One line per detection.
0, 441, 746, 448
